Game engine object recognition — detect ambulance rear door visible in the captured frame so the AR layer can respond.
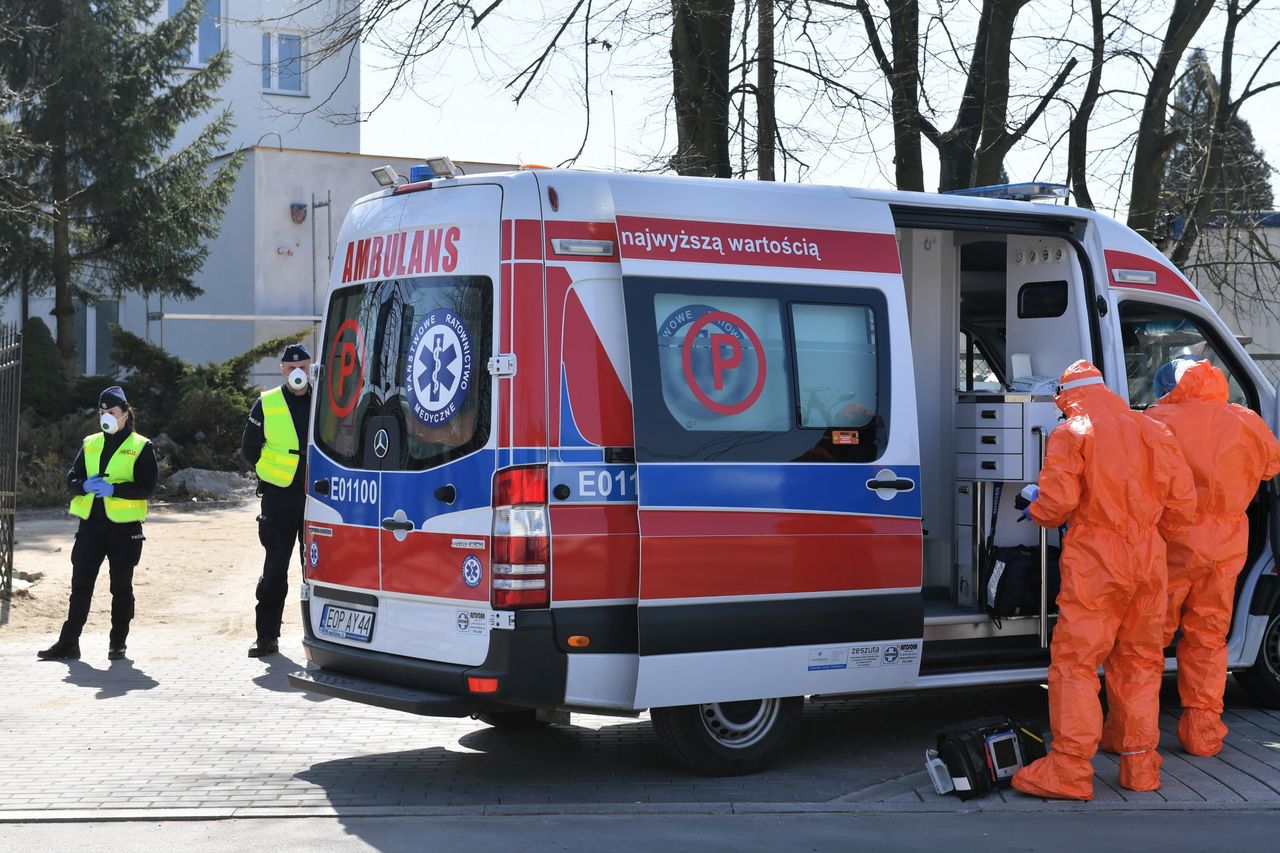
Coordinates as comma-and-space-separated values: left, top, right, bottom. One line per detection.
615, 189, 925, 709
314, 182, 502, 665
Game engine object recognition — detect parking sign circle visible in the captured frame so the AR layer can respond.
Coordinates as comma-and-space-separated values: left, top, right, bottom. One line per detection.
406, 309, 472, 427
327, 319, 365, 418
680, 309, 767, 416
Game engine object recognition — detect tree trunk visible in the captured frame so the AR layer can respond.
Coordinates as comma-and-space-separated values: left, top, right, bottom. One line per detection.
43, 0, 75, 371
757, 0, 776, 181
671, 0, 734, 178
886, 0, 923, 191
972, 0, 1030, 186
1067, 0, 1105, 210
1170, 1, 1241, 268
1126, 0, 1215, 240
932, 0, 994, 191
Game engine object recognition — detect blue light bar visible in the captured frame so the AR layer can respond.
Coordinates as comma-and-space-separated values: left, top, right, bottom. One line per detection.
945, 182, 1070, 202
408, 164, 436, 183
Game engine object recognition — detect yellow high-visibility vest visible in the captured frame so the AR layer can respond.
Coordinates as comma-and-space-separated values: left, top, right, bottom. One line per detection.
256, 387, 300, 487
69, 432, 150, 523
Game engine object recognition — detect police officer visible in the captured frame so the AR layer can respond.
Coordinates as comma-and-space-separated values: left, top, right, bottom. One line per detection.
242, 344, 312, 657
38, 386, 157, 661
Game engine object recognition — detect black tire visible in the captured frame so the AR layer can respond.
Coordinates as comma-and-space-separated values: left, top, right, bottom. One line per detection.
474, 708, 550, 731
1236, 606, 1280, 708
650, 696, 803, 776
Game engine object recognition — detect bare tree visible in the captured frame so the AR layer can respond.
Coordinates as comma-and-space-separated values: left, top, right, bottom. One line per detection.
671, 0, 735, 176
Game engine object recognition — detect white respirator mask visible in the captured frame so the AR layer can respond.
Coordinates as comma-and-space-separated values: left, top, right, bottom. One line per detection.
287, 367, 309, 391
100, 412, 121, 434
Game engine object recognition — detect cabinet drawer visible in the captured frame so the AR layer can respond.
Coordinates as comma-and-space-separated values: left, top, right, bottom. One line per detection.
956, 427, 1023, 454
956, 403, 1023, 429
957, 453, 1024, 481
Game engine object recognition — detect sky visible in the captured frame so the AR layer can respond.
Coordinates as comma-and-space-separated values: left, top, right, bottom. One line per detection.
357, 2, 1280, 217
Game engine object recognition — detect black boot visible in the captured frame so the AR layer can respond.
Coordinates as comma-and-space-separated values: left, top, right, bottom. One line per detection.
37, 639, 81, 660
248, 637, 279, 658
108, 645, 127, 661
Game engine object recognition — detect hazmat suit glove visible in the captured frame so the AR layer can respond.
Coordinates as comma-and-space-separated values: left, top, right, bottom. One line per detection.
1015, 484, 1040, 521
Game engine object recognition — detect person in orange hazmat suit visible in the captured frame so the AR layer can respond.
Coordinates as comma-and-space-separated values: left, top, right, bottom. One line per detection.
1011, 360, 1196, 800
1142, 359, 1280, 756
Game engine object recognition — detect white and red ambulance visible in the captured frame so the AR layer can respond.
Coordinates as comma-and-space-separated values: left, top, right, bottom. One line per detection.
289, 164, 1280, 775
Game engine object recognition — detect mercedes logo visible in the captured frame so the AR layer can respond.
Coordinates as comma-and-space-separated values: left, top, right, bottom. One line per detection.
373, 429, 389, 459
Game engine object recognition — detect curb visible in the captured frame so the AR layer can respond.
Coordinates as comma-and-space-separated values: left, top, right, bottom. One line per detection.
3, 798, 1279, 824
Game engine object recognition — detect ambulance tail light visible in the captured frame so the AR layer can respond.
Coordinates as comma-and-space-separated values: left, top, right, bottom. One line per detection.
492, 465, 550, 609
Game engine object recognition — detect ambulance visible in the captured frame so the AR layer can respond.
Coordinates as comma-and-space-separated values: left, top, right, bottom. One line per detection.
288, 162, 1280, 775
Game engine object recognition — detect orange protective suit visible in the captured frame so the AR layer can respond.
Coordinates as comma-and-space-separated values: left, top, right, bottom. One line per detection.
1011, 361, 1196, 801
1144, 361, 1280, 756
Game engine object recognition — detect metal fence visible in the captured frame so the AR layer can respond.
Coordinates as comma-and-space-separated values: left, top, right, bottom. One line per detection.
0, 325, 20, 597
1252, 353, 1280, 387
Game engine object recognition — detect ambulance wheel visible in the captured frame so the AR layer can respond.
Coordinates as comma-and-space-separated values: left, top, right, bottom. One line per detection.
1237, 606, 1280, 708
474, 708, 550, 731
650, 696, 803, 776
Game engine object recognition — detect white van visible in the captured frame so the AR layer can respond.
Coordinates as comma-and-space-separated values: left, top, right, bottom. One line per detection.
288, 166, 1280, 775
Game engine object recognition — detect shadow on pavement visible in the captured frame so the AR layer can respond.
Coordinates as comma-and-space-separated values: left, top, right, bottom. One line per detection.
60, 658, 159, 699
252, 653, 329, 702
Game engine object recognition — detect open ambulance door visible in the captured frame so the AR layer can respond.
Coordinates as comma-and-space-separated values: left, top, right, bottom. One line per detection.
620, 270, 925, 711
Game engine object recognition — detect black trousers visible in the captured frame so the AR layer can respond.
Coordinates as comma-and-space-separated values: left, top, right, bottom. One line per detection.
60, 521, 145, 647
255, 487, 306, 640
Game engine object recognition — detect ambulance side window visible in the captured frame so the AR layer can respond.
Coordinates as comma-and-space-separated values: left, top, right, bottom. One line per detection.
792, 303, 877, 429
1118, 300, 1251, 409
314, 284, 380, 467
625, 276, 889, 464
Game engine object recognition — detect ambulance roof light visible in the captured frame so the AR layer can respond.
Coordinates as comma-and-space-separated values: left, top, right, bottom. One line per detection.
945, 182, 1069, 203
424, 155, 458, 179
371, 165, 406, 188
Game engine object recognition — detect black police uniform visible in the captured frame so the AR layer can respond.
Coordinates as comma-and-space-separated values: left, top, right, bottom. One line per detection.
241, 383, 311, 645
60, 427, 158, 651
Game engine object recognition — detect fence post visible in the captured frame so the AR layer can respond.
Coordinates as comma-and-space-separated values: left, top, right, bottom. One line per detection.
0, 324, 21, 598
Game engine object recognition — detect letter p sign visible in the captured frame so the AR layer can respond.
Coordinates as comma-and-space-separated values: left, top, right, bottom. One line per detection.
710, 333, 742, 391
328, 319, 365, 418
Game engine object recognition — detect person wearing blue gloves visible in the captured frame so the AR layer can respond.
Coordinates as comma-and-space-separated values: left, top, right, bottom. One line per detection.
38, 386, 157, 661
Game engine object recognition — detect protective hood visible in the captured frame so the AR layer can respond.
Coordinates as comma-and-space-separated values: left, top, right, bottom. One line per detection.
1160, 360, 1228, 406
1054, 360, 1123, 418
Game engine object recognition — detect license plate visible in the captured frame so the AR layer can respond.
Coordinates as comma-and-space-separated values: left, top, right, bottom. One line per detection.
318, 603, 376, 642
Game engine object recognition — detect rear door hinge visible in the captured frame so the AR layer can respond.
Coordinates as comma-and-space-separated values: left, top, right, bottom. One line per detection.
488, 354, 517, 378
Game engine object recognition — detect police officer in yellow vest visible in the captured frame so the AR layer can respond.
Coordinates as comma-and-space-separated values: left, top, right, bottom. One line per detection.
241, 344, 312, 657
38, 386, 157, 661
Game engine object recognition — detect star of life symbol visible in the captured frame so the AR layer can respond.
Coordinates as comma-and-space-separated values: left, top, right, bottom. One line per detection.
461, 554, 483, 588
406, 310, 471, 427
309, 540, 319, 568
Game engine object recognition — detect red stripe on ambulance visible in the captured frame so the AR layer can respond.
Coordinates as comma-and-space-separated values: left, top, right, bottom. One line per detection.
549, 504, 640, 602
304, 525, 380, 590
562, 288, 633, 446
1104, 249, 1199, 301
380, 532, 490, 601
615, 216, 900, 273
638, 511, 922, 600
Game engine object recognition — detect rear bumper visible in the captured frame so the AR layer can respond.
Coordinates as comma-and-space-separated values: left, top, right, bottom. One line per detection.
295, 599, 569, 715
287, 667, 477, 716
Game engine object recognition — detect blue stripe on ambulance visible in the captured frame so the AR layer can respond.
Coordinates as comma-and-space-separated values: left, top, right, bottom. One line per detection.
636, 463, 923, 517
308, 449, 381, 527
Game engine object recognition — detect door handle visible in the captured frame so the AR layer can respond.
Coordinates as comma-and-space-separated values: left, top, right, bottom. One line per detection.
865, 478, 915, 492
312, 479, 330, 496
434, 484, 457, 504
380, 517, 415, 532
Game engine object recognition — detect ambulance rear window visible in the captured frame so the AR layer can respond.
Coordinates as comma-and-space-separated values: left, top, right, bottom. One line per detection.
315, 276, 492, 470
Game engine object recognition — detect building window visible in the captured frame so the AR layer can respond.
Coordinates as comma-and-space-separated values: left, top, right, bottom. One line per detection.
262, 32, 305, 94
169, 0, 222, 67
73, 299, 119, 376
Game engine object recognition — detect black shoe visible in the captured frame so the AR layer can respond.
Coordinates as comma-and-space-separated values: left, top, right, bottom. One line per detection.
108, 645, 127, 661
248, 638, 279, 658
37, 640, 80, 661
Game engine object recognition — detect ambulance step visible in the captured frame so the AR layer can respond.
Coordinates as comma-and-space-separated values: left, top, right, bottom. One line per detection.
288, 668, 476, 717
918, 639, 1050, 676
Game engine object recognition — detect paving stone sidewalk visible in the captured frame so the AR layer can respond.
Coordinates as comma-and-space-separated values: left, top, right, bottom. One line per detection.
3, 630, 1280, 820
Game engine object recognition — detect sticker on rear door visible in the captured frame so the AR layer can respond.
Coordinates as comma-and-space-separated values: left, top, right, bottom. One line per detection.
461, 554, 483, 588
456, 609, 486, 634
406, 309, 473, 426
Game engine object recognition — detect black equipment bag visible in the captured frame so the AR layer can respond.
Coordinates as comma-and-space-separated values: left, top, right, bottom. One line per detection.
979, 483, 1062, 622
931, 716, 1048, 800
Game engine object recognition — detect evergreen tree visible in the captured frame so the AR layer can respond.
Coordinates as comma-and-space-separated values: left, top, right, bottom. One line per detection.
0, 1, 241, 370
1159, 48, 1274, 242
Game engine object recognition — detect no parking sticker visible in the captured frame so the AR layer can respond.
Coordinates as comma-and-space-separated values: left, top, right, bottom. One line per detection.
663, 305, 767, 416
328, 319, 365, 418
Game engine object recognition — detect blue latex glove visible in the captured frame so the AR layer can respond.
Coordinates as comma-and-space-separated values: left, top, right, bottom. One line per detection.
82, 476, 100, 494
94, 480, 115, 498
